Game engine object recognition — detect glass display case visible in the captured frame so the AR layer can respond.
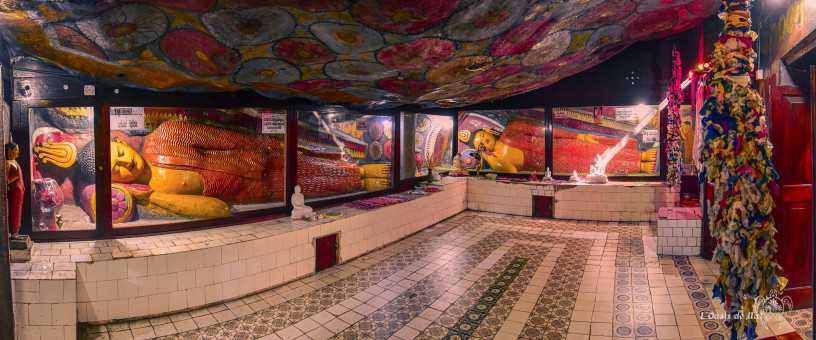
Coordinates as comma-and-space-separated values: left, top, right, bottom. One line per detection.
457, 109, 548, 174
296, 110, 393, 201
552, 105, 660, 176
401, 113, 454, 179
106, 107, 286, 228
29, 107, 96, 231
20, 100, 666, 240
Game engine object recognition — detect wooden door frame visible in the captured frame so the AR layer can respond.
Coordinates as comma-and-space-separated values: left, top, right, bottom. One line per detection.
809, 64, 814, 326
768, 83, 814, 309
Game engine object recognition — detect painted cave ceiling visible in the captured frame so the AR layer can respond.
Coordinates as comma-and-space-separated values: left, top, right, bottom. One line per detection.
0, 0, 719, 108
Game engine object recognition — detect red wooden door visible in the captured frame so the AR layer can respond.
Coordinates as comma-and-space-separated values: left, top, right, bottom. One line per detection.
315, 234, 338, 272
700, 183, 715, 260
533, 196, 553, 218
768, 85, 813, 309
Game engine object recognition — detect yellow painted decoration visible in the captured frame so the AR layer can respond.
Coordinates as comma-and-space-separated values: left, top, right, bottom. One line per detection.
566, 31, 592, 52
33, 139, 77, 168
38, 4, 70, 22
166, 8, 206, 31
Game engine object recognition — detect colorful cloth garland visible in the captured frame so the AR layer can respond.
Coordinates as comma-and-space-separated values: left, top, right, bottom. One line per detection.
666, 47, 684, 188
699, 1, 783, 339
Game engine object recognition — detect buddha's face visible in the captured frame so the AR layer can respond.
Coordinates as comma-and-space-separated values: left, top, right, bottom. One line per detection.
6, 145, 19, 160
473, 131, 496, 151
110, 139, 145, 183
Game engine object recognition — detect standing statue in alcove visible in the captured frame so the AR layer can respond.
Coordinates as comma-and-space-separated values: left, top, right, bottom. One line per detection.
6, 140, 24, 239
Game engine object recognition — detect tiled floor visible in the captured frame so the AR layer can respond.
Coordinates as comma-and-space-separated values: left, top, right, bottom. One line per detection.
79, 211, 811, 340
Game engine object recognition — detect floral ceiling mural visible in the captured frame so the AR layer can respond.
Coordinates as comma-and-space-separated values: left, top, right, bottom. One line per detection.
0, 0, 719, 108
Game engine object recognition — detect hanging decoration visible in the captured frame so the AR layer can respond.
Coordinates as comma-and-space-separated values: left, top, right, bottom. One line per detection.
666, 47, 683, 188
698, 1, 784, 339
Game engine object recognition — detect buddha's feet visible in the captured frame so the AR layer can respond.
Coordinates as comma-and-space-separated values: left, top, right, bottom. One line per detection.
360, 164, 391, 178
641, 148, 657, 162
363, 178, 390, 191
640, 161, 656, 174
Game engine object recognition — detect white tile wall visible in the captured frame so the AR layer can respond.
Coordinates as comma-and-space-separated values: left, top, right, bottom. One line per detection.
467, 179, 679, 221
12, 277, 77, 340
70, 178, 467, 323
467, 179, 534, 216
657, 210, 702, 256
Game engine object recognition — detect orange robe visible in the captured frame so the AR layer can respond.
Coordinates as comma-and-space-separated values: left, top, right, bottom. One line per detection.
142, 121, 361, 203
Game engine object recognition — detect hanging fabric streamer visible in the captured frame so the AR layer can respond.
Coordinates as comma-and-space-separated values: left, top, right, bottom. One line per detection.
666, 47, 684, 188
699, 1, 784, 339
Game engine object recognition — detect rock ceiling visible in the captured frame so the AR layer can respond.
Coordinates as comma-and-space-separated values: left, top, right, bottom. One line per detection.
0, 0, 719, 108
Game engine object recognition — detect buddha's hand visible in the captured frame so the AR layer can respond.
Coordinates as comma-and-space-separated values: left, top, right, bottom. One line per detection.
362, 178, 390, 191
577, 133, 600, 144
147, 192, 231, 219
360, 164, 391, 178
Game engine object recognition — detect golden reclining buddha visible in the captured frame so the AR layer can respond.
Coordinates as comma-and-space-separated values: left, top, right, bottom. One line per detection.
105, 120, 389, 220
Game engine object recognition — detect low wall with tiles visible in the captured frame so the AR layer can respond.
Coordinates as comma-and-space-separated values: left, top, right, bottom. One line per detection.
467, 178, 680, 221
466, 178, 535, 216
552, 183, 679, 221
11, 275, 77, 340
12, 177, 467, 328
657, 207, 703, 256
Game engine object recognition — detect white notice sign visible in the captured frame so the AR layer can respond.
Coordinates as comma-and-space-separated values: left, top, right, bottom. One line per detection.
109, 107, 145, 130
554, 110, 567, 119
261, 111, 286, 134
642, 129, 659, 143
615, 107, 635, 121
356, 120, 368, 130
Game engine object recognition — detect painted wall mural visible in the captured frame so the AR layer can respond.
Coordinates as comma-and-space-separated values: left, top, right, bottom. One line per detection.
457, 109, 548, 174
0, 0, 719, 108
553, 106, 660, 176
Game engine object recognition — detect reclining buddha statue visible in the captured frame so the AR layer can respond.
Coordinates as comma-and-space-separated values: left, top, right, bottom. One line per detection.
81, 120, 389, 220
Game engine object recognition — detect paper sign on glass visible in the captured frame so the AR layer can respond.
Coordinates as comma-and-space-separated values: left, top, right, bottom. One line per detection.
355, 120, 368, 130
109, 107, 145, 130
615, 107, 635, 121
642, 129, 659, 143
261, 111, 286, 134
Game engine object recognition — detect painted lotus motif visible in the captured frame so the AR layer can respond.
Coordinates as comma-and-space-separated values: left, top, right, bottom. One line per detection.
310, 22, 384, 55
376, 38, 456, 71
273, 38, 335, 65
75, 3, 169, 52
4, 0, 720, 107
160, 28, 240, 77
201, 7, 295, 47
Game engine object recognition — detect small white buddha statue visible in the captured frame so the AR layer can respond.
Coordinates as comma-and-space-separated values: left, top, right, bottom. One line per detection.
569, 170, 579, 182
291, 185, 313, 219
542, 167, 553, 182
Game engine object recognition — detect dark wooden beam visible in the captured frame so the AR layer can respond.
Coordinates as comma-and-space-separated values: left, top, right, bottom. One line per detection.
0, 64, 15, 340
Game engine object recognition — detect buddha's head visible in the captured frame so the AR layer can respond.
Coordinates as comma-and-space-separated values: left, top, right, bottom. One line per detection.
472, 129, 497, 152
5, 141, 19, 160
110, 137, 145, 183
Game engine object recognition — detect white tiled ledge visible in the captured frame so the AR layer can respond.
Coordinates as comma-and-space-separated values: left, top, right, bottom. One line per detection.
467, 178, 680, 221
12, 178, 467, 337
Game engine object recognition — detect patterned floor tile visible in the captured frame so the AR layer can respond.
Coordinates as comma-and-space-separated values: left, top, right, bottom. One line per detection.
78, 212, 813, 340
